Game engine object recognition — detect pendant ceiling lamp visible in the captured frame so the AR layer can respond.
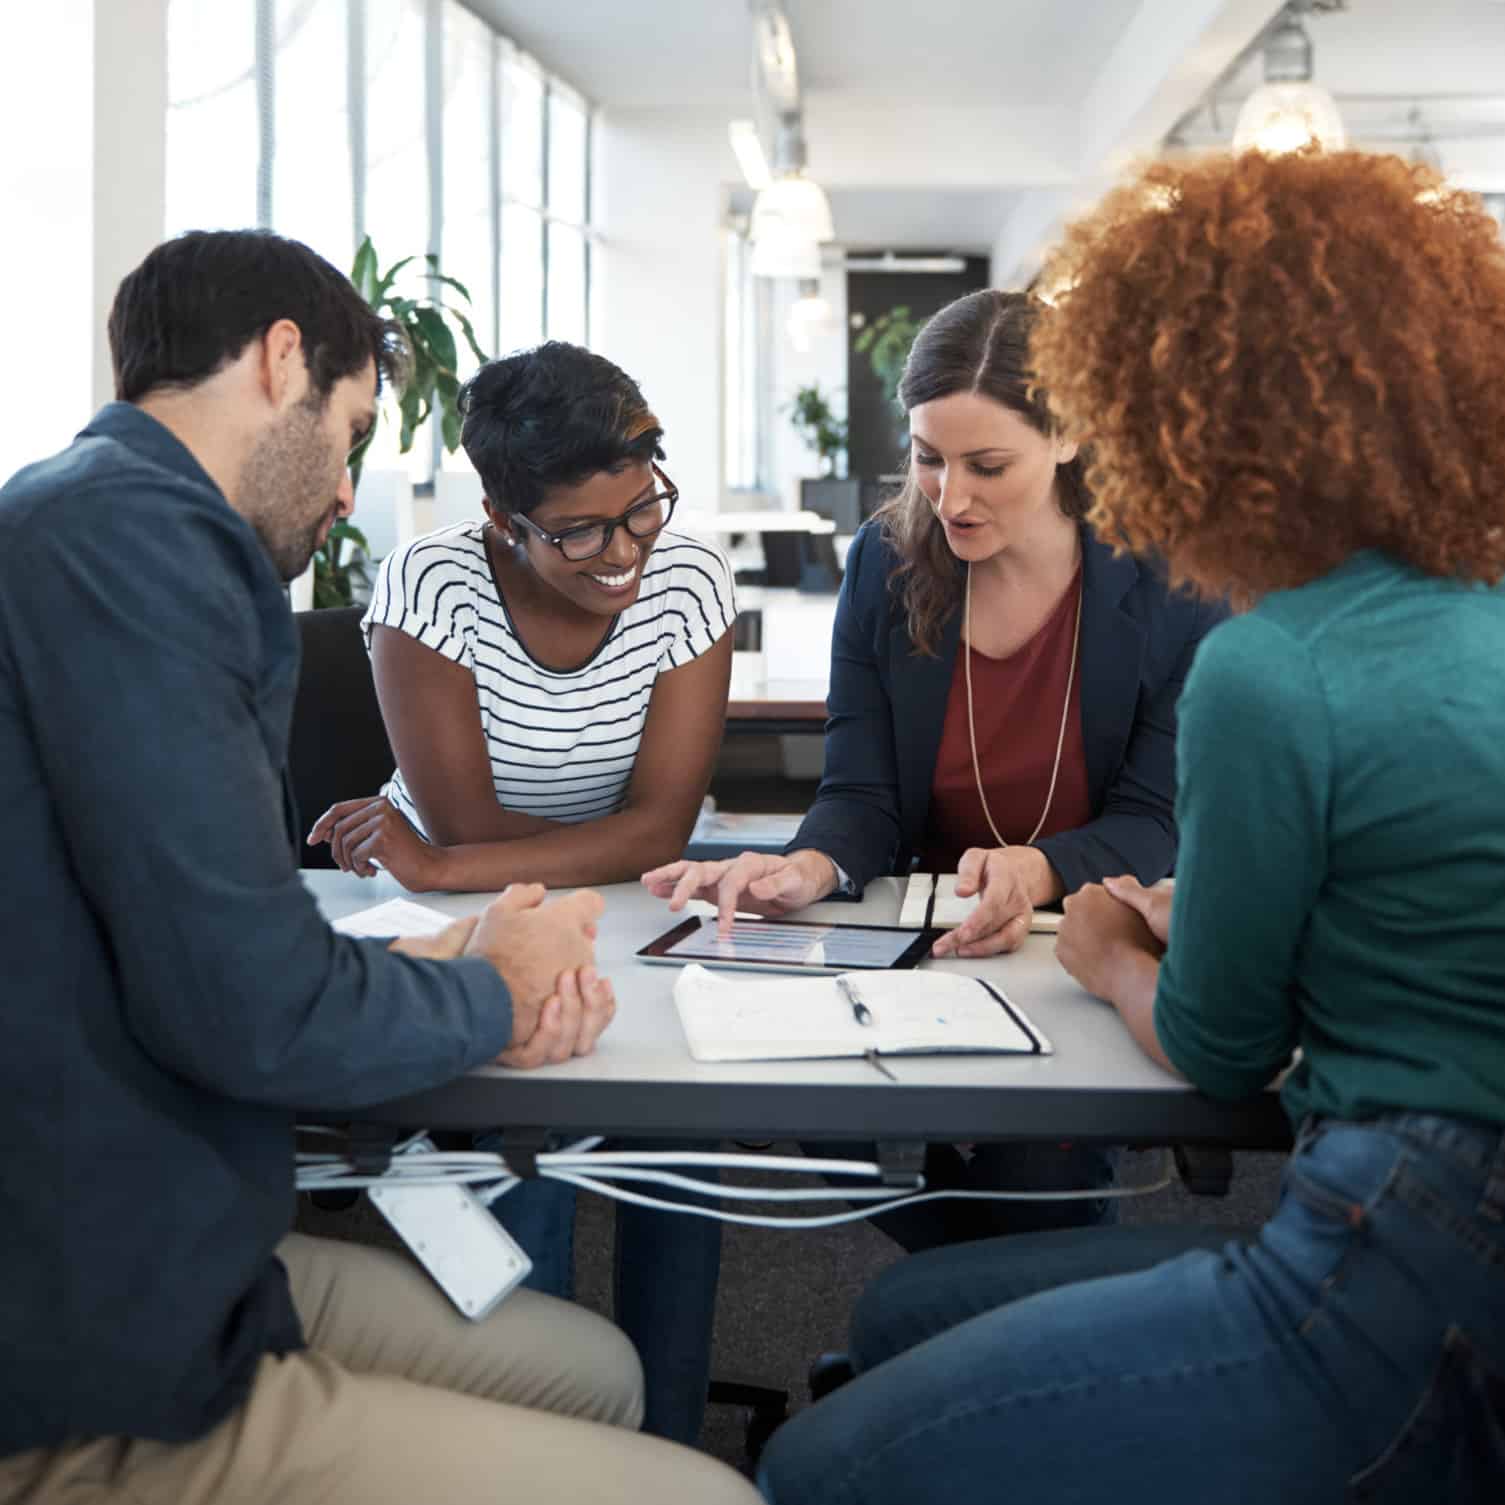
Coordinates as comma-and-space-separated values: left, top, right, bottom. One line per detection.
751, 219, 821, 280
786, 279, 835, 350
751, 114, 835, 245
1233, 7, 1345, 155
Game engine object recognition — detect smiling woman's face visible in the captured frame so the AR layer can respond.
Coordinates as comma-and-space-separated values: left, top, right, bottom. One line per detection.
908, 391, 1075, 564
488, 461, 663, 617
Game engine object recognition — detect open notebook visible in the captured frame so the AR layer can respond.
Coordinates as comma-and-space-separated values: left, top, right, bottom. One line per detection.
897, 872, 1064, 935
672, 963, 1050, 1064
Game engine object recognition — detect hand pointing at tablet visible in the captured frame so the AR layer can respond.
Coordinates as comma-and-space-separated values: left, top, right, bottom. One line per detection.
641, 850, 840, 934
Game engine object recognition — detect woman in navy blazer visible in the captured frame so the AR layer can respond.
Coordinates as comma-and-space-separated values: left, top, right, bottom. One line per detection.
645, 290, 1225, 1248
648, 290, 1224, 955
793, 513, 1221, 900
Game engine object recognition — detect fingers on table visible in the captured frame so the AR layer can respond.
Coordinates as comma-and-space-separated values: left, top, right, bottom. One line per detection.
306, 797, 377, 846
339, 807, 390, 875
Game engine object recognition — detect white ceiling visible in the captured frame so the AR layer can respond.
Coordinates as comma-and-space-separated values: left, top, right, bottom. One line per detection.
1179, 0, 1505, 177
463, 0, 1153, 247
466, 0, 1147, 115
1233, 0, 1505, 98
464, 0, 1505, 252
824, 187, 1025, 251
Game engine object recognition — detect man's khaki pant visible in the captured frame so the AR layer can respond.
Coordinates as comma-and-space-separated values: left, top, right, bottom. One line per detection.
0, 1233, 761, 1504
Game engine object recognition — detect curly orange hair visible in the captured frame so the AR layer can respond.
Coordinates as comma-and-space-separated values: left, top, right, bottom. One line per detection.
1030, 151, 1505, 599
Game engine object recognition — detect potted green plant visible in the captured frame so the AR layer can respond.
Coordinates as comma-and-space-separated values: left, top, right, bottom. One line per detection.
309, 236, 491, 607
786, 383, 862, 533
854, 305, 924, 411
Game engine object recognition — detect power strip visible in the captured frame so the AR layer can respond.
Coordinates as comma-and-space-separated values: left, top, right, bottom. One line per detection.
367, 1138, 533, 1319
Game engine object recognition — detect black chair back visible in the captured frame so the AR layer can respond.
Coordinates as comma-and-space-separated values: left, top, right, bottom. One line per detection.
289, 607, 395, 869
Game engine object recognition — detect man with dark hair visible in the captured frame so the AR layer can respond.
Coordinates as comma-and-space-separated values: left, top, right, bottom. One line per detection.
0, 230, 760, 1505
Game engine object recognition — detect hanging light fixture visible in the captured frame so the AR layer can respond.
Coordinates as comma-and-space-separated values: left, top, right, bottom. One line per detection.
786, 278, 835, 349
1232, 6, 1345, 155
751, 221, 821, 280
1408, 107, 1444, 174
751, 113, 835, 246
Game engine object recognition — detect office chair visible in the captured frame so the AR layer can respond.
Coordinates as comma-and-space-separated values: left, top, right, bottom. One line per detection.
288, 607, 395, 869
760, 531, 842, 592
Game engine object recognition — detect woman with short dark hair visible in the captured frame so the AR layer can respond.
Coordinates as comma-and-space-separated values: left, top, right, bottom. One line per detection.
311, 340, 735, 894
311, 341, 735, 1446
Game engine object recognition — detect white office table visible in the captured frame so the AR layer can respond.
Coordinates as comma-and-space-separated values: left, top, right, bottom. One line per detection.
306, 870, 1288, 1150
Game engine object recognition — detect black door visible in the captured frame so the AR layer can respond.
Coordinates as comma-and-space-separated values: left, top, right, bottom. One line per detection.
846, 254, 990, 514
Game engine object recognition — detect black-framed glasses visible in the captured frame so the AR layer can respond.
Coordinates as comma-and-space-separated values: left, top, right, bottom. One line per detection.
511, 465, 679, 562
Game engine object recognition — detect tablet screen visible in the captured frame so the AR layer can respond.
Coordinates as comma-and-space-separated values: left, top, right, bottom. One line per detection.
637, 916, 936, 973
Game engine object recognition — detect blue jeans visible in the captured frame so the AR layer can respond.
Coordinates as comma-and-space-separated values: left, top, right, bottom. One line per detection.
761, 1113, 1505, 1504
487, 1139, 722, 1446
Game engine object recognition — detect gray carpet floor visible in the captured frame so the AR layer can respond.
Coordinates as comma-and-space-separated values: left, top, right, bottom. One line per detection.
297, 1144, 1286, 1474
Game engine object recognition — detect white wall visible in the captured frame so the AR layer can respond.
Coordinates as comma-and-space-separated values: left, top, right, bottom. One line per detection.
767, 253, 850, 512
1, 0, 95, 483
594, 111, 732, 513
1, 0, 168, 488
92, 0, 169, 410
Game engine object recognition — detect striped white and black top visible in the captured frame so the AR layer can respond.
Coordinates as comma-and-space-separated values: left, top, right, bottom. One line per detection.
361, 523, 736, 836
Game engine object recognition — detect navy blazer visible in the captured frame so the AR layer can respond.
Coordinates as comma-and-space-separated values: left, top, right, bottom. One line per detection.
789, 520, 1229, 895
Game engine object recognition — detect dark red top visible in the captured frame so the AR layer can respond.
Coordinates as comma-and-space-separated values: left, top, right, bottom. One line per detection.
918, 568, 1093, 872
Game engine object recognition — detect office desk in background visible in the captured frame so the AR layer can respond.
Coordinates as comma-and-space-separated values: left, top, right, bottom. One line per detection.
728, 586, 834, 733
308, 871, 1289, 1152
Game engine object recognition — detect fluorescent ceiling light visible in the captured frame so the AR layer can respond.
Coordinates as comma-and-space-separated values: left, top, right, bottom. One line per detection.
844, 253, 967, 274
752, 175, 835, 244
728, 119, 771, 192
753, 4, 799, 114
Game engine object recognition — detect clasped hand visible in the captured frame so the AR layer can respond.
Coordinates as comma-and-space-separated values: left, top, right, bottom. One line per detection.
1055, 874, 1171, 1000
388, 883, 615, 1069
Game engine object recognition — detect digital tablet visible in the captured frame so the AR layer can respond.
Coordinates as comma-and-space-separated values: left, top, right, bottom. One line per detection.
637, 915, 942, 975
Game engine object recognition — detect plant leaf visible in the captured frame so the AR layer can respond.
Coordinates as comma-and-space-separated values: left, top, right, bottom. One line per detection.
376, 255, 419, 300
328, 520, 370, 555
348, 424, 377, 493
411, 306, 459, 375
427, 270, 474, 305
352, 237, 379, 302
447, 306, 489, 366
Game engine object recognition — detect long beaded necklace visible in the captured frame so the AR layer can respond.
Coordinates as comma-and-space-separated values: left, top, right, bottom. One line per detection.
962, 562, 1083, 848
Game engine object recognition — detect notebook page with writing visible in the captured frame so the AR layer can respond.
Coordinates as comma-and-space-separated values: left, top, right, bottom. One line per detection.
672, 964, 1049, 1063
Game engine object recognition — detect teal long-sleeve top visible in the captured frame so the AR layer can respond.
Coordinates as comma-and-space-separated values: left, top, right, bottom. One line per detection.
1154, 550, 1505, 1130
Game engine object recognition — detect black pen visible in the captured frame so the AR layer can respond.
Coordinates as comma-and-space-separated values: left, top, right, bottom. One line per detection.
835, 975, 897, 1081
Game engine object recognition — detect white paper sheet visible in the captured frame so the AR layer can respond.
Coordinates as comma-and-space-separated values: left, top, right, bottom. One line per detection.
331, 898, 455, 939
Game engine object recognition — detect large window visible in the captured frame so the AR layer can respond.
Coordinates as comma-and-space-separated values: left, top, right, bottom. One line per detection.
165, 0, 258, 238
1, 0, 92, 486
165, 0, 598, 447
723, 225, 772, 493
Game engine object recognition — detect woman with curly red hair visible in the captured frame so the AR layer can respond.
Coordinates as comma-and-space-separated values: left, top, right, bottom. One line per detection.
759, 150, 1505, 1505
